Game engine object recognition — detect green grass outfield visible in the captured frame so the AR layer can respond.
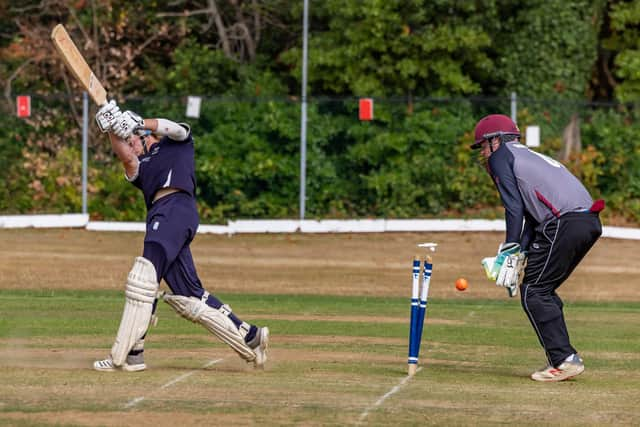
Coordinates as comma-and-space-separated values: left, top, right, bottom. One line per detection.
1, 290, 639, 426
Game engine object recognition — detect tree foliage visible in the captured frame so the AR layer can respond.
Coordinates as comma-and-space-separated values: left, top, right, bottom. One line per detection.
281, 0, 495, 97
605, 0, 640, 102
493, 0, 606, 99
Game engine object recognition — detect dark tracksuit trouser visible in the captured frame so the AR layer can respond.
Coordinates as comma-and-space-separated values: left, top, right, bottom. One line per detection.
520, 211, 602, 367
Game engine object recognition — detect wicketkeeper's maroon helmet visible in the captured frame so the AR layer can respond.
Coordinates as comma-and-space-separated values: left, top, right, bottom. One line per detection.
471, 114, 520, 149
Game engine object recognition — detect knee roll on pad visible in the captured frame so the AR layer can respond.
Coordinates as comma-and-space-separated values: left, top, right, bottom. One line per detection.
111, 257, 159, 366
163, 294, 256, 362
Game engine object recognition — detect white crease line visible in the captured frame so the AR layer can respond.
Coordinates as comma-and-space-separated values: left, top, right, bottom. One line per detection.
124, 358, 223, 409
357, 367, 422, 423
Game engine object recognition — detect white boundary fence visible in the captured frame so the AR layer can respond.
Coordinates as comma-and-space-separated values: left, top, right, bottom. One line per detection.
1, 214, 640, 240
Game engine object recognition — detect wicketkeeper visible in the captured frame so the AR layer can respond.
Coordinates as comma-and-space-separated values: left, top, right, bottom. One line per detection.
471, 114, 602, 382
92, 100, 269, 372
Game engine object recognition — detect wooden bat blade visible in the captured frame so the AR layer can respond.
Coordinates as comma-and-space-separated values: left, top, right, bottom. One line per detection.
51, 24, 107, 106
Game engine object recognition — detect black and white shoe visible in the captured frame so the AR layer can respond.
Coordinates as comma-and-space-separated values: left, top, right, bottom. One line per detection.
93, 355, 146, 372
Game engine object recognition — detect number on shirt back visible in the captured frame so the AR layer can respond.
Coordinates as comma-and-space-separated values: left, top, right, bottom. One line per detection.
514, 143, 563, 168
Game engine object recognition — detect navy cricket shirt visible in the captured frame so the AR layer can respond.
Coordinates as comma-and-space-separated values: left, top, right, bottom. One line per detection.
130, 127, 196, 209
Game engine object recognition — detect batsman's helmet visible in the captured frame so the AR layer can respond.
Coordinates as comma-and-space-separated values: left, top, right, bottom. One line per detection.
471, 114, 520, 149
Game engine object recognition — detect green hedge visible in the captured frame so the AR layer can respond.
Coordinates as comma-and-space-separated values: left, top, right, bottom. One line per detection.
1, 97, 639, 225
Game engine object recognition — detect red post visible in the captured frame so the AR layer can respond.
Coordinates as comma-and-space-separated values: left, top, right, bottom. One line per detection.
17, 95, 31, 118
359, 98, 373, 121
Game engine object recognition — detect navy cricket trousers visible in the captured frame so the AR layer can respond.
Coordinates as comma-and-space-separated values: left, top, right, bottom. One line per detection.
141, 192, 205, 298
138, 192, 251, 336
520, 212, 602, 367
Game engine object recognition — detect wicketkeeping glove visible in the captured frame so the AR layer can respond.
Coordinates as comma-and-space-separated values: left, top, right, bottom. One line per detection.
496, 252, 527, 297
112, 110, 144, 140
95, 100, 121, 133
484, 243, 520, 280
481, 242, 525, 297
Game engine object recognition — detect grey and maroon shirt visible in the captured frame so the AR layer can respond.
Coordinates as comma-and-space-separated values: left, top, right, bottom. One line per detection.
130, 125, 196, 209
487, 142, 593, 250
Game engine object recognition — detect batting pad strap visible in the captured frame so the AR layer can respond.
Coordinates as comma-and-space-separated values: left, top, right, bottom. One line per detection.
239, 321, 251, 339
163, 294, 256, 362
111, 257, 159, 366
201, 291, 210, 302
219, 304, 232, 316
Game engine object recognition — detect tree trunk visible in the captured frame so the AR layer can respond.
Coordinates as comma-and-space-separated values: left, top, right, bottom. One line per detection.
560, 113, 581, 162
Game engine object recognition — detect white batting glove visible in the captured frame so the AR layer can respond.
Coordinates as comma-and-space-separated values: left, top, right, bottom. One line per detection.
112, 110, 144, 140
95, 100, 121, 133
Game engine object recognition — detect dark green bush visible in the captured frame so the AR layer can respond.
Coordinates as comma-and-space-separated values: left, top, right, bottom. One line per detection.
2, 97, 640, 225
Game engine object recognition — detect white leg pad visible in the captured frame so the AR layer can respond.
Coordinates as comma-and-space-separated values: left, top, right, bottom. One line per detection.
163, 294, 256, 362
111, 257, 159, 366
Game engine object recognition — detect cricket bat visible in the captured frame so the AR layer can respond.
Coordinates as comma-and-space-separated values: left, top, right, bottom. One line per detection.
51, 24, 107, 106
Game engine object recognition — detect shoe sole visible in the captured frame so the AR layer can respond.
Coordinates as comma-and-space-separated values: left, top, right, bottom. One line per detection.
123, 363, 146, 372
94, 364, 116, 372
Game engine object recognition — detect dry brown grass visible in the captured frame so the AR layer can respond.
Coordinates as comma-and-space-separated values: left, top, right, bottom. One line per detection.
2, 228, 639, 301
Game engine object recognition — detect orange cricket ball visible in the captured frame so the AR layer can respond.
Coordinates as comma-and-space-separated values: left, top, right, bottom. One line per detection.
455, 277, 468, 291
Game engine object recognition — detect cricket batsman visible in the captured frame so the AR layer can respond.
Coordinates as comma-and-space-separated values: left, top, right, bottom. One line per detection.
92, 101, 269, 372
471, 114, 603, 382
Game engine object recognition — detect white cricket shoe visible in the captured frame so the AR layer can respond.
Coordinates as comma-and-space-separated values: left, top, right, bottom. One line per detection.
93, 355, 146, 372
248, 326, 269, 369
531, 354, 584, 382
